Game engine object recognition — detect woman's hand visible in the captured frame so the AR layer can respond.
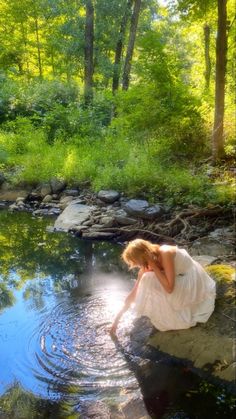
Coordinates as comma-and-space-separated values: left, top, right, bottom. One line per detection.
109, 322, 118, 336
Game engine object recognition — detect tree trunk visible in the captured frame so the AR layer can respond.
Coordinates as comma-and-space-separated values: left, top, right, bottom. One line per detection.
122, 0, 142, 90
84, 0, 94, 106
35, 17, 43, 79
203, 24, 211, 90
112, 0, 133, 94
212, 0, 227, 161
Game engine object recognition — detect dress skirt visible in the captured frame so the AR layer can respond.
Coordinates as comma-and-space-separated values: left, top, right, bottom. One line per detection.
134, 247, 216, 331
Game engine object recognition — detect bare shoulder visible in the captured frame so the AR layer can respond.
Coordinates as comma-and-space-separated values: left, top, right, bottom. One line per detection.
159, 245, 177, 256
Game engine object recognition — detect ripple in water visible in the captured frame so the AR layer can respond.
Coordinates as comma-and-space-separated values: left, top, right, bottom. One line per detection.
24, 291, 137, 401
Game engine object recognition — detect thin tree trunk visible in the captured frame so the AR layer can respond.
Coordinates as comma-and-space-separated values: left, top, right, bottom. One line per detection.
112, 0, 133, 94
122, 0, 141, 90
35, 17, 43, 79
204, 24, 211, 90
21, 22, 30, 81
212, 0, 227, 161
84, 0, 94, 106
51, 49, 55, 77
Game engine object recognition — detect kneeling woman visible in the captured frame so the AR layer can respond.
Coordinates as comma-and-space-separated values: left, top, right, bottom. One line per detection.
110, 239, 216, 335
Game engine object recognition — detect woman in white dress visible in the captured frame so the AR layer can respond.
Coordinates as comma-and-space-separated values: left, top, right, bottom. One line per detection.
110, 239, 216, 335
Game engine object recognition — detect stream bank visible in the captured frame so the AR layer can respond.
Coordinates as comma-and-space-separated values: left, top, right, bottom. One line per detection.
0, 182, 235, 396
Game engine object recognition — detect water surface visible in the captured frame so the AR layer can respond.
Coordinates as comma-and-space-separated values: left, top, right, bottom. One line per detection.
0, 210, 235, 418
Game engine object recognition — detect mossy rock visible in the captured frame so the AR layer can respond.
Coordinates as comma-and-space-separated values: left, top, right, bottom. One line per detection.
206, 264, 235, 283
206, 264, 235, 310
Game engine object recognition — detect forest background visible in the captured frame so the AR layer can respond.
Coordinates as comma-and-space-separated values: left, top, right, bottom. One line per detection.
0, 0, 235, 207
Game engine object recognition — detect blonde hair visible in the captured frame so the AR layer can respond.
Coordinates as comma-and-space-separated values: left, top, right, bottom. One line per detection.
122, 239, 160, 269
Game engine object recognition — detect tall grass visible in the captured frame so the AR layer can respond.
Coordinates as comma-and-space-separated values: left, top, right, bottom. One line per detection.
0, 124, 234, 206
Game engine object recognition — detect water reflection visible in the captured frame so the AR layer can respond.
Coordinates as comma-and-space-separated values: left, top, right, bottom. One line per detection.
0, 210, 235, 419
0, 210, 139, 416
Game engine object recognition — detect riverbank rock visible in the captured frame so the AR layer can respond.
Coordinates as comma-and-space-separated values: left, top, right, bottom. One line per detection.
147, 262, 236, 385
124, 199, 163, 221
190, 225, 235, 258
50, 178, 66, 194
0, 189, 30, 202
97, 190, 120, 204
114, 209, 137, 226
54, 201, 95, 231
79, 394, 150, 419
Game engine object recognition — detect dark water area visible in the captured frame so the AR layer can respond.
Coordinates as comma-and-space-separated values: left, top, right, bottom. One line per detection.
0, 210, 235, 418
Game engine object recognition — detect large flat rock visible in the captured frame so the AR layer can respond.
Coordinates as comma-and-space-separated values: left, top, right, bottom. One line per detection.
54, 201, 95, 231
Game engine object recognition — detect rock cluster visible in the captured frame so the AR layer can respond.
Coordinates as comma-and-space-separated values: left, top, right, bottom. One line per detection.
0, 181, 235, 255
0, 181, 168, 241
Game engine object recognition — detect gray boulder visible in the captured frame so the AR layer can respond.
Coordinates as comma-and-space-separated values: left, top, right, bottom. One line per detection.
114, 209, 137, 225
124, 199, 149, 216
37, 183, 52, 198
59, 196, 74, 210
63, 188, 79, 197
124, 199, 162, 220
97, 189, 120, 203
50, 178, 66, 194
42, 194, 52, 203
54, 202, 95, 231
190, 237, 235, 257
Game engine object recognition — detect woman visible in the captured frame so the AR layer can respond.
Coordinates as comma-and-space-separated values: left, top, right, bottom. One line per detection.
110, 239, 216, 335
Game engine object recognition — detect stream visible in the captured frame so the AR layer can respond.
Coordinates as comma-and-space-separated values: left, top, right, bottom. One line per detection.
0, 210, 235, 418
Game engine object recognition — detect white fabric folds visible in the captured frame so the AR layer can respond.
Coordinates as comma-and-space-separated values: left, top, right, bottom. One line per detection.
134, 247, 216, 331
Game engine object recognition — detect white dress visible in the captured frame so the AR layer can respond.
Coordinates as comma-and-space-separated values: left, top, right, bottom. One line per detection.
134, 246, 216, 331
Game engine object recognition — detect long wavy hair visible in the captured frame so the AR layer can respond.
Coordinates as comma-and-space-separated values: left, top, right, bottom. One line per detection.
121, 239, 160, 269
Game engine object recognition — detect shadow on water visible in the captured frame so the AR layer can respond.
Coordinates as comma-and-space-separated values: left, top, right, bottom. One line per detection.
111, 317, 236, 419
0, 210, 235, 418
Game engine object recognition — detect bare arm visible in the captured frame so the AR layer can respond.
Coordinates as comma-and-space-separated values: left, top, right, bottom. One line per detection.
148, 250, 175, 293
110, 268, 146, 335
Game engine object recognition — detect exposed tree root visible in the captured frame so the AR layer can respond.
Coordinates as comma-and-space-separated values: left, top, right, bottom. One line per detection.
93, 206, 235, 246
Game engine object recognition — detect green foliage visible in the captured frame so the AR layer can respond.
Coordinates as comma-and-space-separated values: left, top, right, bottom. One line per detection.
0, 282, 15, 311
112, 82, 207, 160
0, 78, 78, 122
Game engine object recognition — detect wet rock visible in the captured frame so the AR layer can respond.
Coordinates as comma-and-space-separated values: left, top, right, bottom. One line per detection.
69, 225, 88, 235
82, 231, 115, 239
9, 203, 18, 211
209, 225, 235, 241
190, 237, 235, 257
16, 200, 25, 208
54, 202, 95, 231
63, 188, 79, 197
16, 196, 26, 204
100, 216, 116, 227
33, 208, 60, 216
50, 178, 66, 194
124, 200, 162, 220
35, 183, 52, 198
82, 220, 94, 227
149, 326, 235, 383
80, 400, 111, 418
120, 395, 150, 419
193, 255, 218, 267
42, 194, 52, 203
143, 205, 163, 220
97, 190, 120, 204
124, 199, 149, 217
59, 196, 74, 210
27, 192, 42, 202
114, 209, 137, 226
